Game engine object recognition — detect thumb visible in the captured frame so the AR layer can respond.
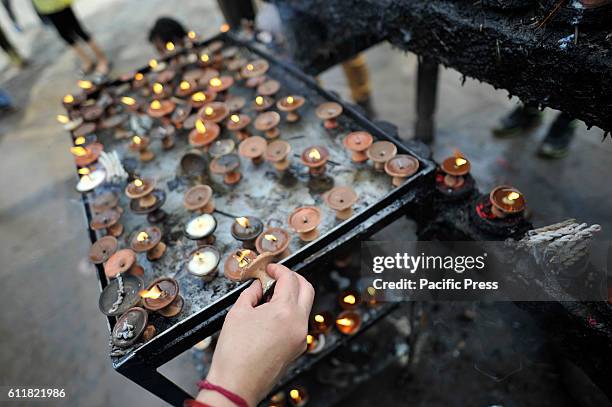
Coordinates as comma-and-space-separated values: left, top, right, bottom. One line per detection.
234, 279, 263, 308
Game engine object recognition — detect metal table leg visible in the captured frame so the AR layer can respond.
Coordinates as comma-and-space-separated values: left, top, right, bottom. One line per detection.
415, 57, 439, 144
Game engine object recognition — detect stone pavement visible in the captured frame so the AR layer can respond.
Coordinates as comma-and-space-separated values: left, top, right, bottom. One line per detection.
0, 1, 609, 406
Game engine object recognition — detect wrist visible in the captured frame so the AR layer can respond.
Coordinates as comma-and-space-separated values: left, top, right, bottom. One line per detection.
205, 369, 258, 407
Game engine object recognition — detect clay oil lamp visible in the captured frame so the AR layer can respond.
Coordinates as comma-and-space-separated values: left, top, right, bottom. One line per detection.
257, 79, 280, 97
140, 277, 184, 318
241, 59, 269, 79
155, 68, 176, 85
111, 307, 148, 348
151, 124, 176, 150
210, 153, 241, 185
88, 235, 118, 265
129, 135, 155, 162
306, 332, 326, 355
226, 95, 246, 113
288, 387, 309, 407
288, 206, 322, 242
245, 75, 267, 89
343, 131, 373, 163
268, 391, 286, 407
62, 93, 78, 110
221, 46, 238, 60
198, 51, 214, 68
228, 113, 252, 141
190, 90, 217, 109
252, 95, 274, 112
147, 99, 176, 118
207, 76, 234, 96
367, 140, 397, 172
70, 142, 103, 167
76, 167, 106, 193
100, 113, 128, 130
316, 102, 343, 129
277, 95, 305, 123
231, 216, 264, 249
104, 248, 144, 278
189, 119, 220, 149
72, 122, 96, 139
151, 82, 170, 100
227, 57, 247, 74
81, 104, 104, 122
183, 68, 206, 83
439, 154, 471, 190
310, 311, 333, 334
385, 154, 420, 187
132, 71, 147, 89
130, 227, 166, 261
489, 185, 526, 218
198, 101, 229, 123
187, 246, 221, 282
338, 289, 361, 310
209, 139, 236, 158
91, 191, 119, 214
324, 186, 358, 220
90, 208, 123, 237
125, 177, 155, 207
184, 213, 217, 245
56, 114, 83, 132
223, 250, 276, 292
148, 58, 166, 73
254, 111, 281, 139
335, 310, 362, 335
184, 184, 215, 214
125, 178, 166, 222
238, 135, 267, 165
255, 227, 291, 260
175, 79, 197, 98
120, 96, 140, 113
77, 79, 97, 95
301, 146, 329, 176
180, 150, 206, 179
363, 286, 380, 308
170, 104, 191, 128
265, 140, 291, 172
98, 275, 143, 317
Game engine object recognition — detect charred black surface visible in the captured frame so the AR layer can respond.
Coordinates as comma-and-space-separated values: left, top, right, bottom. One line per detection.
272, 0, 612, 133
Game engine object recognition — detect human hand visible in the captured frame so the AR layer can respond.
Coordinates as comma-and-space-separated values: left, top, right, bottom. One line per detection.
196, 264, 315, 407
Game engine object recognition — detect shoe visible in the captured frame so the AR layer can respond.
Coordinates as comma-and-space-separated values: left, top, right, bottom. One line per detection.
538, 119, 576, 159
492, 105, 542, 137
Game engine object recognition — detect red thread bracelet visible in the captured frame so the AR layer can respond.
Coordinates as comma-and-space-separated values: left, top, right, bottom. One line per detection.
190, 379, 249, 407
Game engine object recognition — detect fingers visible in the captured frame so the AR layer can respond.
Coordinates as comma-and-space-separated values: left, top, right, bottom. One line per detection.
267, 263, 299, 302
235, 279, 263, 308
296, 274, 315, 314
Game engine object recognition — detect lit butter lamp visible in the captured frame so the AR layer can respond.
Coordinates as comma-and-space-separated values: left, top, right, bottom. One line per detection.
126, 178, 167, 223
130, 227, 166, 262
343, 131, 373, 163
210, 153, 241, 185
489, 186, 526, 219
257, 79, 280, 97
227, 57, 247, 75
76, 166, 106, 193
77, 79, 96, 95
277, 95, 305, 123
226, 95, 246, 113
72, 121, 96, 139
140, 277, 184, 318
335, 310, 362, 335
316, 102, 343, 129
255, 227, 291, 260
231, 216, 264, 250
147, 99, 176, 118
324, 186, 358, 220
254, 111, 281, 139
228, 113, 252, 141
70, 143, 103, 168
56, 113, 83, 132
151, 82, 169, 99
367, 140, 397, 172
187, 246, 220, 282
198, 102, 229, 123
223, 250, 276, 292
104, 248, 144, 278
148, 58, 167, 73
154, 68, 176, 85
88, 235, 118, 265
90, 208, 124, 237
238, 135, 267, 165
288, 206, 322, 242
175, 79, 197, 98
98, 275, 143, 317
111, 307, 148, 348
310, 311, 333, 334
132, 71, 147, 89
184, 213, 217, 246
189, 119, 220, 149
62, 93, 84, 110
440, 154, 471, 189
384, 154, 420, 187
207, 76, 234, 95
170, 104, 191, 129
338, 290, 361, 310
301, 146, 329, 176
129, 135, 155, 162
91, 191, 120, 214
190, 90, 217, 109
265, 140, 292, 172
209, 139, 236, 158
306, 332, 326, 355
252, 95, 274, 112
184, 184, 215, 214
288, 386, 309, 407
241, 59, 269, 79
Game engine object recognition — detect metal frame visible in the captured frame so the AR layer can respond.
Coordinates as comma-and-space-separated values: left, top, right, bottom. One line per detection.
77, 32, 436, 406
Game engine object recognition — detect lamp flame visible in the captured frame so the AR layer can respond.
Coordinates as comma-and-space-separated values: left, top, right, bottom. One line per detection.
179, 81, 191, 91
134, 72, 144, 81
63, 94, 74, 104
56, 114, 70, 124
286, 96, 294, 104
195, 119, 207, 134
343, 294, 356, 305
121, 96, 136, 106
308, 148, 321, 161
153, 82, 164, 94
235, 217, 249, 228
187, 31, 196, 40
314, 314, 325, 323
133, 178, 143, 187
336, 317, 354, 327
150, 100, 161, 110
204, 106, 214, 116
289, 389, 303, 402
255, 96, 264, 105
306, 334, 314, 345
220, 23, 230, 33
507, 191, 520, 202
192, 92, 206, 102
236, 250, 252, 268
70, 146, 87, 157
137, 231, 149, 242
246, 63, 254, 71
77, 80, 93, 90
200, 53, 210, 63
264, 234, 277, 242
455, 157, 467, 167
209, 77, 222, 87
132, 136, 142, 145
74, 136, 86, 146
140, 285, 164, 299
165, 41, 175, 51
78, 167, 90, 176
230, 114, 240, 123
149, 59, 158, 69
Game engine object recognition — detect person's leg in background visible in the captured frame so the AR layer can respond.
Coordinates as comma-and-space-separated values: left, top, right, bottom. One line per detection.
538, 112, 576, 159
0, 24, 25, 68
492, 102, 542, 137
341, 53, 375, 116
